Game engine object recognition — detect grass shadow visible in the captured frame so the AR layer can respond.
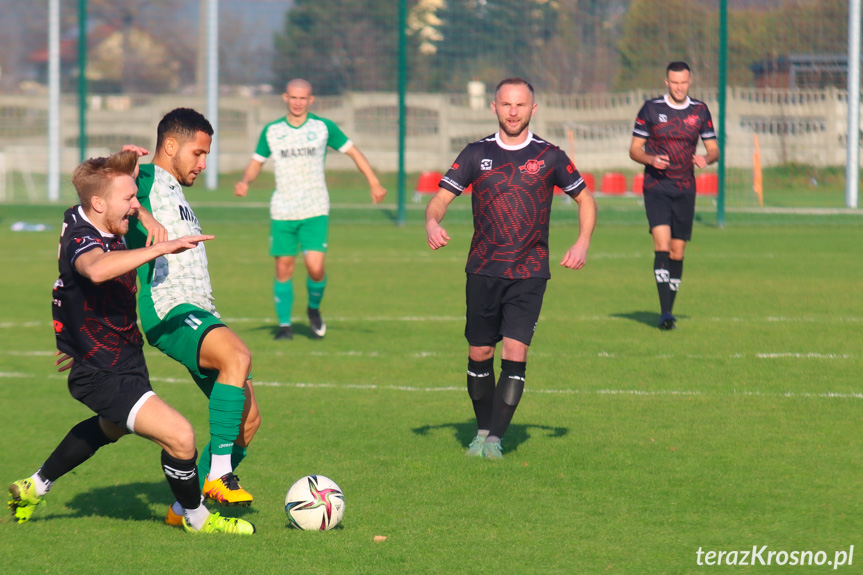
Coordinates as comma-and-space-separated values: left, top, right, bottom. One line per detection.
611, 311, 688, 328
611, 311, 660, 328
33, 481, 255, 524
412, 420, 568, 455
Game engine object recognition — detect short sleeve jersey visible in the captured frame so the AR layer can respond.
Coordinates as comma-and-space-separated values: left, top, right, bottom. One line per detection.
53, 206, 144, 369
252, 113, 353, 221
632, 94, 716, 194
440, 132, 586, 280
126, 164, 218, 325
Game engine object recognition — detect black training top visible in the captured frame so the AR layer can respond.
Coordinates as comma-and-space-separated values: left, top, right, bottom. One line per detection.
440, 132, 586, 280
633, 95, 716, 194
53, 206, 144, 369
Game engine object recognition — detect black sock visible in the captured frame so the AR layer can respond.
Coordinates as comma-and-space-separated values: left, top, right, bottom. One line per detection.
161, 450, 200, 511
669, 258, 683, 312
39, 416, 114, 482
489, 360, 526, 440
654, 251, 672, 315
467, 357, 495, 432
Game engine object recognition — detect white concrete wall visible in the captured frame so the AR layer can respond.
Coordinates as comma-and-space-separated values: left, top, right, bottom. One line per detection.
0, 87, 853, 175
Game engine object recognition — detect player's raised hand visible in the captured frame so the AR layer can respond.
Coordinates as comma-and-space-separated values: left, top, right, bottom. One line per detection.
234, 181, 249, 197
426, 222, 450, 250
121, 144, 150, 157
370, 182, 387, 204
161, 234, 215, 255
135, 207, 168, 245
560, 242, 588, 270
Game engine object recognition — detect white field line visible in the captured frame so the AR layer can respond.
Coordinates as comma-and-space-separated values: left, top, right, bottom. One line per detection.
2, 373, 861, 400
0, 349, 857, 361
4, 315, 863, 330
131, 378, 863, 400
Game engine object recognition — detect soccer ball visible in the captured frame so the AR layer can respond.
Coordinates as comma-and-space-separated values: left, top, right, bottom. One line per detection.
285, 475, 345, 530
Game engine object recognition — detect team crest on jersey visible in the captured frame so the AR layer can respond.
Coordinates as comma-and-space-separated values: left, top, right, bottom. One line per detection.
519, 159, 545, 175
658, 114, 667, 123
480, 159, 493, 171
685, 115, 699, 126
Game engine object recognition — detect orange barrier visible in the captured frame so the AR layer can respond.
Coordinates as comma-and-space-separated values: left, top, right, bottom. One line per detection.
601, 172, 626, 195
696, 173, 718, 196
581, 172, 595, 192
415, 171, 442, 195
632, 173, 644, 195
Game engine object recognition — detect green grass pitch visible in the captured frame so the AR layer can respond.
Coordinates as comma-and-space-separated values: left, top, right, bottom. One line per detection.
1, 172, 862, 573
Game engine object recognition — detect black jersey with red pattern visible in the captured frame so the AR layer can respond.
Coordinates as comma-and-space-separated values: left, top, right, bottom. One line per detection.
440, 132, 586, 279
53, 206, 144, 369
633, 95, 716, 194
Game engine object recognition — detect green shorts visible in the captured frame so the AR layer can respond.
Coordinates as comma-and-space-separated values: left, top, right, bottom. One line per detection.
141, 303, 225, 395
270, 215, 329, 257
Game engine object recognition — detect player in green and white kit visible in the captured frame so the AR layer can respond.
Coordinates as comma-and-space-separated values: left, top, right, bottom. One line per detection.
126, 109, 262, 520
235, 79, 387, 340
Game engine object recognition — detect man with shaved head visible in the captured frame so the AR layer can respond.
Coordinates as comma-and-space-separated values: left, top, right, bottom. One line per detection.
235, 79, 386, 340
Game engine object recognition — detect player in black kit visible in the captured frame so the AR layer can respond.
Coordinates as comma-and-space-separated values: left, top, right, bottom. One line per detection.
7, 151, 254, 535
426, 78, 596, 459
629, 61, 719, 330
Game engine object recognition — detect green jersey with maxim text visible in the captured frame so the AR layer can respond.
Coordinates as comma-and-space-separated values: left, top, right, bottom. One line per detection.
127, 164, 218, 326
253, 112, 352, 220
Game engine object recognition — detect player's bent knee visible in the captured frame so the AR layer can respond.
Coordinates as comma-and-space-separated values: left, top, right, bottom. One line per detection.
498, 376, 525, 407
165, 421, 197, 460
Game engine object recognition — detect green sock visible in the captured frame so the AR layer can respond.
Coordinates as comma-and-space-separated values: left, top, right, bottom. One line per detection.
205, 383, 245, 479
198, 442, 213, 489
274, 279, 294, 325
231, 444, 248, 470
307, 275, 327, 310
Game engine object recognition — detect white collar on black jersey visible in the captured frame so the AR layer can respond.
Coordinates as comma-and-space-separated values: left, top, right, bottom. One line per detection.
663, 94, 692, 110
495, 131, 534, 151
77, 205, 117, 239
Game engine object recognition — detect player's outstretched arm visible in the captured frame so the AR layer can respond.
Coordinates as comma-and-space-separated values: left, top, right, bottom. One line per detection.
75, 235, 214, 285
560, 190, 597, 270
425, 189, 456, 250
345, 146, 387, 203
235, 159, 264, 197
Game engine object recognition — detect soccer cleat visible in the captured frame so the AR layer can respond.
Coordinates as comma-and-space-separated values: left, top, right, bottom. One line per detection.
8, 478, 46, 524
307, 307, 326, 339
658, 313, 677, 331
466, 435, 485, 457
482, 441, 504, 460
182, 511, 256, 535
165, 505, 184, 527
274, 325, 293, 340
203, 472, 253, 506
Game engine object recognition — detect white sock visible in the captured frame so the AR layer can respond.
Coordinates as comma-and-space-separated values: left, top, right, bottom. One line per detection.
31, 471, 53, 496
171, 501, 184, 516
184, 504, 210, 531
208, 453, 232, 481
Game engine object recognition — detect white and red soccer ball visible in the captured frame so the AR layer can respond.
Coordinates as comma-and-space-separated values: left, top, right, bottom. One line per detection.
285, 475, 345, 530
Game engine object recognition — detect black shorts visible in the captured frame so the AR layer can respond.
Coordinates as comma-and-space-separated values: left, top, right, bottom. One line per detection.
465, 274, 547, 347
67, 353, 155, 432
643, 189, 696, 241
